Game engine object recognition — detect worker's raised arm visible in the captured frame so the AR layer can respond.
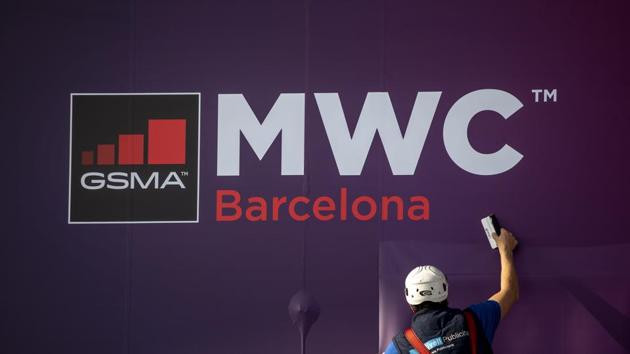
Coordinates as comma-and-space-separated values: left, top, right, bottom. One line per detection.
488, 228, 519, 320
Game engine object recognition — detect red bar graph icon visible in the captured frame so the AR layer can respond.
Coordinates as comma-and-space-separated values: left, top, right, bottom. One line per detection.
118, 134, 144, 165
148, 119, 186, 165
81, 119, 186, 166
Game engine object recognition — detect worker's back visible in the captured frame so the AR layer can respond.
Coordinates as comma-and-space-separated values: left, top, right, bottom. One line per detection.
391, 304, 493, 354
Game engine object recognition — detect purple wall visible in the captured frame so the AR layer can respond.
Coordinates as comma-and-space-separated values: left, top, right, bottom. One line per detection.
2, 0, 629, 353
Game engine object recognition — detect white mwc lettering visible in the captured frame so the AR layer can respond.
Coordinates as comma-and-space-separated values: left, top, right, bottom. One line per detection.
217, 90, 524, 176
80, 172, 186, 190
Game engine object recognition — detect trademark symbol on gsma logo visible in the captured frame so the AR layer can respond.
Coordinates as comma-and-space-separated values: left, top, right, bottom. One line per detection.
68, 93, 200, 224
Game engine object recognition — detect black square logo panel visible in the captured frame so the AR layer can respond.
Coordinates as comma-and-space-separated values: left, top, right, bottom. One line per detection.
69, 93, 200, 223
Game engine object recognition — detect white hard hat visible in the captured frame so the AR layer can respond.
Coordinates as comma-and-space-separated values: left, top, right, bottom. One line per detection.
404, 265, 448, 305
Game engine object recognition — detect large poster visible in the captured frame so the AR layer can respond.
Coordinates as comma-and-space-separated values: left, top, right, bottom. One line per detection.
3, 0, 629, 353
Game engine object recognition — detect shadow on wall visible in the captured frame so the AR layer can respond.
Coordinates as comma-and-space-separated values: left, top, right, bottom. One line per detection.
378, 241, 630, 353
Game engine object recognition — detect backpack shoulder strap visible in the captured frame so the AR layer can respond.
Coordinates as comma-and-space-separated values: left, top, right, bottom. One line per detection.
463, 310, 478, 354
403, 328, 432, 354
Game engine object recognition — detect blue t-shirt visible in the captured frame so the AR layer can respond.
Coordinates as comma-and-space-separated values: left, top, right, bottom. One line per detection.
384, 300, 501, 354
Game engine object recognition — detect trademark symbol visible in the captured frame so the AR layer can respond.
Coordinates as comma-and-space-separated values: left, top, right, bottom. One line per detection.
180, 171, 189, 177
531, 89, 557, 103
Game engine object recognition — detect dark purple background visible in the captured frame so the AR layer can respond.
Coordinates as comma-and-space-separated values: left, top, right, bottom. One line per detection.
2, 0, 629, 353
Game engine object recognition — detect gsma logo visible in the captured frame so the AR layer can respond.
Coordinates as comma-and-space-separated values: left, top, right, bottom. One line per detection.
68, 93, 200, 223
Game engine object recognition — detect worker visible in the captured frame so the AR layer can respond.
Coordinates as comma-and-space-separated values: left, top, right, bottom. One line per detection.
384, 228, 519, 354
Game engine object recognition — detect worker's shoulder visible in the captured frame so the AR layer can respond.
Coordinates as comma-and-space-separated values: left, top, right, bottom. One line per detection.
465, 300, 502, 343
466, 299, 501, 316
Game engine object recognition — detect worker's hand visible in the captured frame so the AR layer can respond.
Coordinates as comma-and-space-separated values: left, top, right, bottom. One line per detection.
492, 228, 518, 254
